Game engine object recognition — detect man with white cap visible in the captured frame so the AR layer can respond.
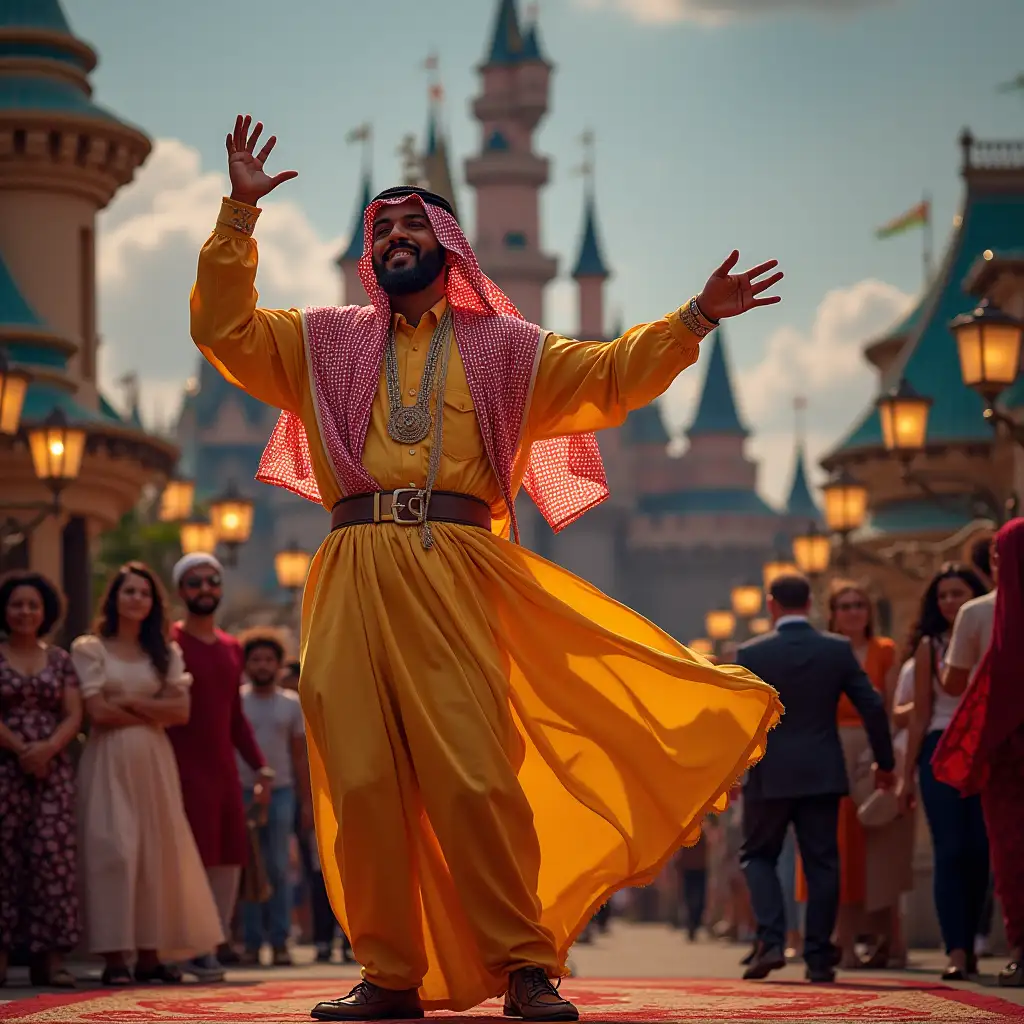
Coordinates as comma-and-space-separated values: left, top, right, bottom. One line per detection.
166, 552, 271, 979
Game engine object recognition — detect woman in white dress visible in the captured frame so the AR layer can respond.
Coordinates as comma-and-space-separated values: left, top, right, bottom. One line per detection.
72, 561, 224, 986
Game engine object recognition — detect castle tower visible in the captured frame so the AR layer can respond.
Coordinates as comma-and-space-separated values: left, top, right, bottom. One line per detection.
0, 0, 150, 409
571, 148, 610, 338
784, 440, 821, 527
465, 0, 558, 324
681, 327, 757, 491
336, 168, 372, 306
422, 82, 460, 221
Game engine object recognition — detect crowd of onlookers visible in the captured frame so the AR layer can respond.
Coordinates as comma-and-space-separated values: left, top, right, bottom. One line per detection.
0, 552, 348, 990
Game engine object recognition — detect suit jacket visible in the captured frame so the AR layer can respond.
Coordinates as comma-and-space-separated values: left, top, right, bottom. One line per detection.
735, 620, 895, 801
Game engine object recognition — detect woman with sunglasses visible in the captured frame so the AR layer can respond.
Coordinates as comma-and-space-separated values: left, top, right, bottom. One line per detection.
73, 562, 223, 986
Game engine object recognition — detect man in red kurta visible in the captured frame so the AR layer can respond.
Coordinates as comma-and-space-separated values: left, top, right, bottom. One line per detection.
167, 552, 272, 979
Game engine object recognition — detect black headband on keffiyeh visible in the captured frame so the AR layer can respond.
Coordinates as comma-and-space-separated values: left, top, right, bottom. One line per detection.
372, 186, 456, 220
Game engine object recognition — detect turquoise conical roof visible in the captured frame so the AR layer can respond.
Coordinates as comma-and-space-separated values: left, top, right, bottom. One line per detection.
0, 0, 72, 34
625, 402, 669, 445
785, 442, 821, 521
338, 169, 372, 264
572, 192, 610, 279
686, 326, 749, 438
0, 252, 69, 373
827, 167, 1024, 458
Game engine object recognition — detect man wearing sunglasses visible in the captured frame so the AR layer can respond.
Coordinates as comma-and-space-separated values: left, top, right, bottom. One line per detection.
167, 552, 272, 980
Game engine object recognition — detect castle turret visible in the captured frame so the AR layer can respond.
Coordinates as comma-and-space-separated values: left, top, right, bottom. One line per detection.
422, 89, 460, 222
0, 0, 151, 407
335, 169, 372, 306
572, 190, 610, 338
465, 0, 558, 323
784, 441, 821, 524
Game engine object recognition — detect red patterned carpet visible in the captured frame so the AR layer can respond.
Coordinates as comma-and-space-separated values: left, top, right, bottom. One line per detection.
1, 978, 1023, 1023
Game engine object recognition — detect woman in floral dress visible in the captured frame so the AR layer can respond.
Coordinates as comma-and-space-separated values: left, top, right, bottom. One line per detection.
0, 571, 83, 988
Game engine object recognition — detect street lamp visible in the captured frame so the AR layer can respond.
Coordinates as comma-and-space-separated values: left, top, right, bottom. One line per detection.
0, 349, 29, 436
274, 541, 311, 592
209, 480, 254, 565
731, 583, 762, 620
705, 610, 736, 645
877, 377, 933, 456
822, 468, 869, 536
689, 637, 714, 658
179, 513, 217, 556
950, 300, 1023, 406
749, 617, 771, 636
793, 520, 832, 578
762, 558, 798, 591
26, 409, 86, 491
159, 476, 195, 523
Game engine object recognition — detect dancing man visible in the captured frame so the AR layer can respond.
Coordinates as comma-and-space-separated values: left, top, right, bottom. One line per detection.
190, 115, 785, 1022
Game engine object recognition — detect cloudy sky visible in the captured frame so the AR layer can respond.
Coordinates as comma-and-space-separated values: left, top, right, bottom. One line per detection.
62, 0, 1024, 504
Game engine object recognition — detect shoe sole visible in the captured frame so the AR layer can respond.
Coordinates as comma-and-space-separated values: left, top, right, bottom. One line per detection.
309, 1010, 423, 1021
743, 958, 786, 981
503, 1008, 579, 1022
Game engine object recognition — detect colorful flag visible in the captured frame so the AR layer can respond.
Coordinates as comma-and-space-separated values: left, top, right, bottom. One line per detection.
346, 123, 371, 144
875, 199, 930, 239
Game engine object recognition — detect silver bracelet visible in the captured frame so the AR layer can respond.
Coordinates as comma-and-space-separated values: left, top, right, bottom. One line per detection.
679, 296, 719, 338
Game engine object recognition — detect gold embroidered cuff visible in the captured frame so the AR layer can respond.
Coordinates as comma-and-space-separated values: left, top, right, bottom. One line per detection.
679, 296, 719, 338
216, 197, 260, 237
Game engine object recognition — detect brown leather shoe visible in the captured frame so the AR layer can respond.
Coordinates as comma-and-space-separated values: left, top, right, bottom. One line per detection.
504, 967, 579, 1021
310, 981, 423, 1021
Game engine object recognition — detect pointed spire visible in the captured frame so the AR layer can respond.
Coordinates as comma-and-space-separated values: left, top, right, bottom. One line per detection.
0, 0, 96, 72
1, 0, 72, 33
572, 193, 610, 279
421, 79, 460, 222
785, 444, 820, 520
521, 3, 546, 60
337, 168, 372, 265
686, 327, 749, 438
485, 0, 525, 65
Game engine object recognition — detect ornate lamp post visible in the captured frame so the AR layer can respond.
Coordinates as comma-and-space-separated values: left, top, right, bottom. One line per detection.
792, 521, 832, 580
209, 481, 254, 566
951, 300, 1024, 413
877, 378, 933, 456
179, 513, 217, 556
731, 583, 762, 621
0, 349, 29, 436
705, 609, 736, 658
275, 541, 311, 594
158, 476, 196, 524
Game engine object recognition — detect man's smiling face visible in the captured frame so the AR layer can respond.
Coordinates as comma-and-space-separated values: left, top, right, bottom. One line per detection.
370, 199, 447, 296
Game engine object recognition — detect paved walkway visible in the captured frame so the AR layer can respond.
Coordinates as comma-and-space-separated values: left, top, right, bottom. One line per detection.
2, 922, 1021, 1009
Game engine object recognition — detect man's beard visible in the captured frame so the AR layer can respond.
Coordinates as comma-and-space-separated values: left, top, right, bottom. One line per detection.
373, 245, 447, 296
250, 673, 276, 687
184, 594, 220, 616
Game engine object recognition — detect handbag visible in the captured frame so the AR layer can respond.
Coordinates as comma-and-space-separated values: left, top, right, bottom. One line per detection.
239, 801, 272, 904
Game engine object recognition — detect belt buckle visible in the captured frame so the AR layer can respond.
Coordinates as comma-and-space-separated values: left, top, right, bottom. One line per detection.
388, 488, 426, 526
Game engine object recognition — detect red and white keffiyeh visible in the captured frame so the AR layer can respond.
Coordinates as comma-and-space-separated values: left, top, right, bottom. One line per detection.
255, 193, 608, 540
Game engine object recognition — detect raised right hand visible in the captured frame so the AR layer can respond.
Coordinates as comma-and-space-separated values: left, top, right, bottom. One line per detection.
226, 114, 298, 207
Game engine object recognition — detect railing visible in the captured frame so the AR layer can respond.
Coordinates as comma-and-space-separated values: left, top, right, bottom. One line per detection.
960, 129, 1024, 171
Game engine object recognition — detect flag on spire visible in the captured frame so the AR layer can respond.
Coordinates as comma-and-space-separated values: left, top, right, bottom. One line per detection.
346, 123, 371, 144
875, 199, 930, 239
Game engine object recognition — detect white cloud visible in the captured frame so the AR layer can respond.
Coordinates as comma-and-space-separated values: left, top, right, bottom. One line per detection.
661, 277, 914, 505
575, 0, 893, 25
96, 138, 342, 424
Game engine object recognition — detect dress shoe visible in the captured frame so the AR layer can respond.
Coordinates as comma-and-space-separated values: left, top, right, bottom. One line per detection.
805, 966, 836, 984
310, 981, 423, 1021
739, 943, 758, 966
998, 960, 1024, 987
504, 966, 579, 1021
742, 945, 786, 980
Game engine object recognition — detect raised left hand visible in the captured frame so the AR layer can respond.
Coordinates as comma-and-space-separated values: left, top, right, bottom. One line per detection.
19, 740, 54, 777
697, 250, 783, 321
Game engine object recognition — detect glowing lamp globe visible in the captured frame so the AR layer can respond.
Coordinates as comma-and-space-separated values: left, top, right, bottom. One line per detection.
731, 584, 763, 620
210, 482, 254, 546
689, 638, 714, 657
950, 301, 1023, 403
0, 350, 29, 436
762, 560, 798, 591
275, 543, 311, 591
749, 617, 771, 636
793, 522, 832, 577
180, 515, 216, 556
27, 409, 85, 486
705, 609, 736, 642
877, 377, 932, 455
159, 477, 195, 523
822, 469, 868, 535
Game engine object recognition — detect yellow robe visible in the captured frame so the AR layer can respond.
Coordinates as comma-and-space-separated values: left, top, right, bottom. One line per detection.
191, 197, 781, 1012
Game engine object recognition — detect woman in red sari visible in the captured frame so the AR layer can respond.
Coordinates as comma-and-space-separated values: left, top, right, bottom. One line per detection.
934, 518, 1024, 988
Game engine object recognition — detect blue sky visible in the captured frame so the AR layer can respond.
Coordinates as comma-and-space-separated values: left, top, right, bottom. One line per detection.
61, 0, 1024, 502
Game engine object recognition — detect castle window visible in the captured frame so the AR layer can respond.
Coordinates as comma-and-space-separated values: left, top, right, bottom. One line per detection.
504, 231, 527, 249
486, 130, 510, 152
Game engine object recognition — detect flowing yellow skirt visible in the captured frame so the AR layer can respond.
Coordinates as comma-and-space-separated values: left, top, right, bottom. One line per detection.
298, 522, 781, 1012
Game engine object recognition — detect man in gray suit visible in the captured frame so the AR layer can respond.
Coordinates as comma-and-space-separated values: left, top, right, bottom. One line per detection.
735, 574, 896, 983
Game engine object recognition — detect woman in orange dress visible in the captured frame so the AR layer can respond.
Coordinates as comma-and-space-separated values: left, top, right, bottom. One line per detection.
796, 581, 907, 967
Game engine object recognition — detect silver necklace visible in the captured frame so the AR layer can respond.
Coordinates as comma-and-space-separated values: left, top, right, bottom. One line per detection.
384, 307, 453, 445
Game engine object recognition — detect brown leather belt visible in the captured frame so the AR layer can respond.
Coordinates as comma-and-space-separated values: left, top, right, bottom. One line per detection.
330, 489, 492, 532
